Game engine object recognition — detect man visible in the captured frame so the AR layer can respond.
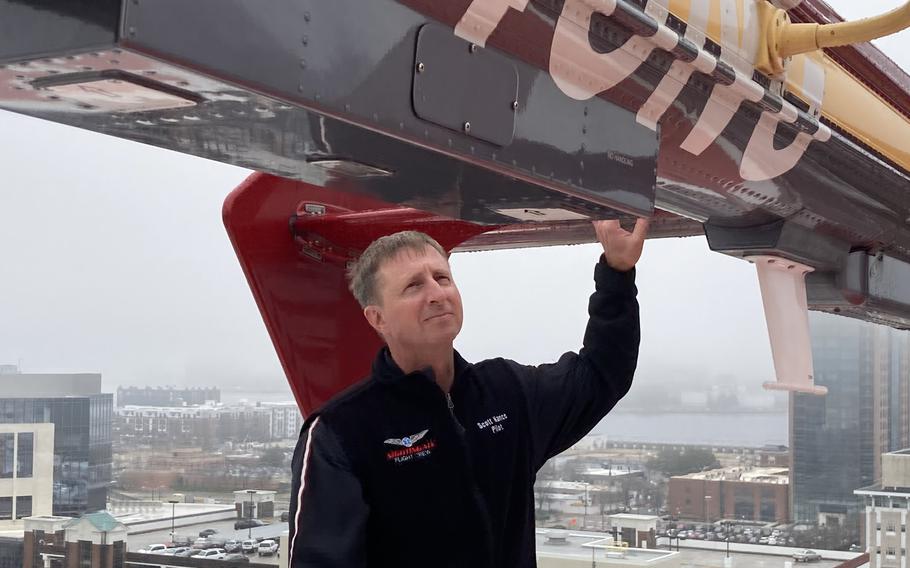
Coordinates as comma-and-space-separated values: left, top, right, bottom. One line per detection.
289, 219, 649, 567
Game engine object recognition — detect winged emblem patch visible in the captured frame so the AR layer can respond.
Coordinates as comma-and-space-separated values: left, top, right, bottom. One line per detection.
384, 429, 429, 448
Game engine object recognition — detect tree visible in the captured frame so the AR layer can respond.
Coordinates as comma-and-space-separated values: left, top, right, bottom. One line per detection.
259, 447, 286, 468
646, 448, 720, 477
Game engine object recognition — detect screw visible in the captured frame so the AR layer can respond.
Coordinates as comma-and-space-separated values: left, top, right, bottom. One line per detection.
463, 121, 471, 132
417, 62, 425, 73
128, 26, 136, 36
469, 44, 478, 53
304, 12, 310, 22
300, 59, 307, 69
511, 100, 519, 110
302, 35, 308, 46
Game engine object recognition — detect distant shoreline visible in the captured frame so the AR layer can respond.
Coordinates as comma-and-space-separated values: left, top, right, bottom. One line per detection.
611, 408, 787, 416
217, 393, 789, 416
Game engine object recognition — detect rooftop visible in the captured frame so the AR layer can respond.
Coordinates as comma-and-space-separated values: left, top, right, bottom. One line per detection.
535, 529, 676, 564
65, 511, 125, 533
675, 466, 789, 484
582, 467, 643, 478
855, 483, 910, 496
610, 514, 661, 522
0, 373, 102, 397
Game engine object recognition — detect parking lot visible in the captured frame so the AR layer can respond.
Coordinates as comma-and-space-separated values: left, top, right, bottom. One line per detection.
128, 518, 288, 566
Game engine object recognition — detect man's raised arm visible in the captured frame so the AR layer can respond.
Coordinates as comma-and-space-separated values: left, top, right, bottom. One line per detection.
512, 218, 649, 469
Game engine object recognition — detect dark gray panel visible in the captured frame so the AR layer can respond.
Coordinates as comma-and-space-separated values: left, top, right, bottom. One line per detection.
413, 24, 518, 146
0, 0, 120, 62
703, 219, 848, 270
120, 0, 656, 216
807, 252, 910, 330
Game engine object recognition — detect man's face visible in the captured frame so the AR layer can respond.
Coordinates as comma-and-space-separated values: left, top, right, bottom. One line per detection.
365, 245, 463, 350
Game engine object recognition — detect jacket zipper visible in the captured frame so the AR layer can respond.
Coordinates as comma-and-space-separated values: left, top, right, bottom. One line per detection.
445, 388, 494, 562
445, 391, 465, 435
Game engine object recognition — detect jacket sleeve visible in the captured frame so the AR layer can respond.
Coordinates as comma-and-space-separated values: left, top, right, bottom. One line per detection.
512, 258, 640, 470
288, 416, 368, 567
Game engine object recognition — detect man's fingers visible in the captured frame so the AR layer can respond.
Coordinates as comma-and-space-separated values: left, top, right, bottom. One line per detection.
594, 219, 620, 232
593, 219, 617, 243
632, 217, 650, 241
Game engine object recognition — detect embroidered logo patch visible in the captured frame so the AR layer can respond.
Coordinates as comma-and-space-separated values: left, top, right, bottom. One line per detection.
383, 429, 435, 464
383, 429, 428, 448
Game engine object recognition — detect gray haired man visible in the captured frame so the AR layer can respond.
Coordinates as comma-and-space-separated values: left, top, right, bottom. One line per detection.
288, 219, 648, 567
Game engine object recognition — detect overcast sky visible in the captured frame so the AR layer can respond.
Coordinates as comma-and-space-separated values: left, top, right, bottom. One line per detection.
0, 0, 907, 398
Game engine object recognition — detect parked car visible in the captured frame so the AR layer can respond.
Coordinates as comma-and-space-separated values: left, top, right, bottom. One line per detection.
258, 540, 279, 557
137, 544, 169, 554
199, 528, 218, 538
159, 546, 190, 556
192, 538, 210, 549
793, 550, 822, 562
234, 518, 265, 530
195, 548, 226, 559
241, 540, 258, 554
175, 548, 202, 557
224, 539, 243, 553
223, 553, 250, 562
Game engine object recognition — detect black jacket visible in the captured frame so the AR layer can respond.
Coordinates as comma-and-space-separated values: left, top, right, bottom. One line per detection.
288, 260, 640, 567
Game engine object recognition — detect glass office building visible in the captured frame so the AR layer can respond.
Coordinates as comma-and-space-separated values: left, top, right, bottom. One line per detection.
792, 313, 910, 528
0, 374, 112, 517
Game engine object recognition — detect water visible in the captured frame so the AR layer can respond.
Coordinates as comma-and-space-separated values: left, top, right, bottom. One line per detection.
219, 393, 789, 447
592, 411, 788, 447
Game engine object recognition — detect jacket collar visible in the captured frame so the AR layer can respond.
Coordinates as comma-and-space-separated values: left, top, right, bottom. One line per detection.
372, 346, 471, 389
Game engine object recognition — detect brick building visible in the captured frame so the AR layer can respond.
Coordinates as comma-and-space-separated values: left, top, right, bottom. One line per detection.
667, 466, 789, 523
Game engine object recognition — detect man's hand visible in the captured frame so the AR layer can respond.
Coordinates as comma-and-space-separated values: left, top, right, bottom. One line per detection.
593, 218, 650, 272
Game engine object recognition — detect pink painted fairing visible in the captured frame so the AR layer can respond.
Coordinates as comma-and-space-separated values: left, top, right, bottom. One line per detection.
749, 255, 827, 396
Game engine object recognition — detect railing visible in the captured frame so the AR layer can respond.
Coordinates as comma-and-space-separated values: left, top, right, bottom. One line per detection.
832, 552, 870, 568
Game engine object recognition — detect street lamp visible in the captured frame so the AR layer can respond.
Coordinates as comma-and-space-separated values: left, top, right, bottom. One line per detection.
583, 483, 589, 528
246, 490, 257, 540
167, 494, 183, 543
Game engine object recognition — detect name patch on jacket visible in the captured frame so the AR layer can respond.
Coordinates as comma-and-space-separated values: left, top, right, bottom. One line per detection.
476, 413, 508, 433
384, 429, 436, 464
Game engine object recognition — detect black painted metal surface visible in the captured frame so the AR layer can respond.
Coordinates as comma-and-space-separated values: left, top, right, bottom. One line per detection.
412, 24, 518, 147
0, 0, 120, 62
1, 0, 910, 328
